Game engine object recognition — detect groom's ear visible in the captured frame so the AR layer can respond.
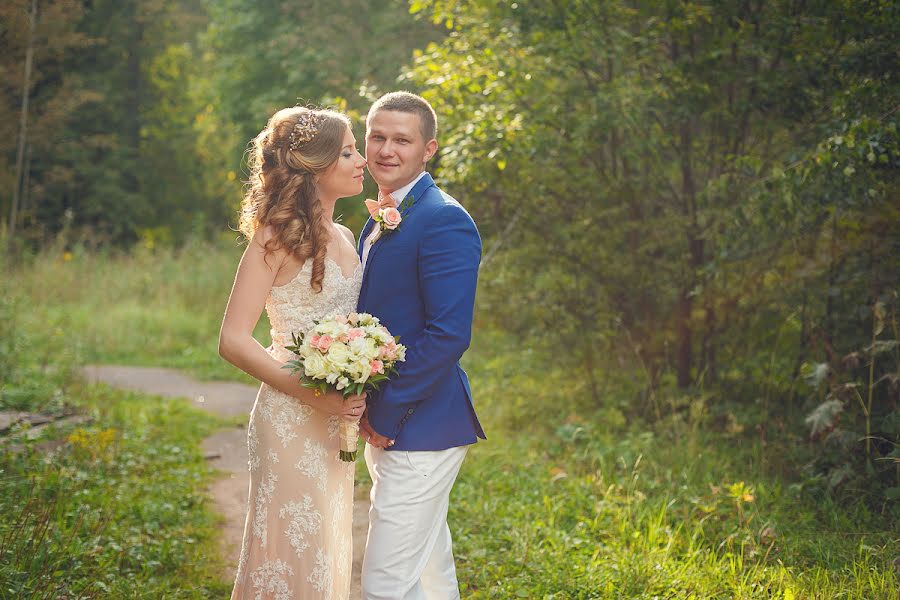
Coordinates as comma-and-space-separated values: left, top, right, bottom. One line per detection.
424, 139, 438, 164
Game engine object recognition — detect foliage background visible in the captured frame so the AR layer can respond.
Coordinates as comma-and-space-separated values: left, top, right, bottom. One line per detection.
1, 0, 897, 596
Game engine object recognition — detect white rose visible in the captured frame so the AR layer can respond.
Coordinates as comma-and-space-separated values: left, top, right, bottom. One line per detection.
319, 323, 342, 338
349, 337, 377, 360
327, 343, 352, 367
303, 353, 328, 380
348, 360, 369, 384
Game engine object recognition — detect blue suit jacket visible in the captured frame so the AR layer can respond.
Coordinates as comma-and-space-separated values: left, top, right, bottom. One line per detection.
357, 173, 486, 451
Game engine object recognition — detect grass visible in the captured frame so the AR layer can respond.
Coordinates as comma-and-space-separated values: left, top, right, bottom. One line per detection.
450, 433, 897, 598
452, 331, 898, 598
2, 239, 898, 598
2, 242, 240, 597
0, 383, 232, 598
7, 237, 264, 384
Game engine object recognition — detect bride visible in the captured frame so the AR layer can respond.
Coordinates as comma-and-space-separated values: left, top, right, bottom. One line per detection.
218, 106, 367, 598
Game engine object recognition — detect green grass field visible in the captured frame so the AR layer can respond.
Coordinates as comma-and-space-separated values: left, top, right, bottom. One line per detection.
2, 241, 897, 598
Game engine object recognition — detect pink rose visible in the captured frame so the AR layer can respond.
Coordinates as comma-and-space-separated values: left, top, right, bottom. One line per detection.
380, 207, 402, 230
316, 335, 333, 351
379, 341, 397, 360
370, 360, 384, 375
347, 328, 364, 341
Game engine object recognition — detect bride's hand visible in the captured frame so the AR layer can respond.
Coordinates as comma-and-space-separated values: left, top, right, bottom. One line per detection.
318, 390, 366, 422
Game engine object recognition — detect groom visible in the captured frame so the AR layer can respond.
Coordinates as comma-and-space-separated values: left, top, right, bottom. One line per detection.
356, 91, 485, 600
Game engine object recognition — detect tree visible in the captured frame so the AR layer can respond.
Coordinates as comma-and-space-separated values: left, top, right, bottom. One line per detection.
406, 1, 897, 415
0, 0, 92, 245
203, 0, 445, 232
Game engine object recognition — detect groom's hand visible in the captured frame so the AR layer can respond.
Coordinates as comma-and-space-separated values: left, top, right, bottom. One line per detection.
360, 411, 394, 449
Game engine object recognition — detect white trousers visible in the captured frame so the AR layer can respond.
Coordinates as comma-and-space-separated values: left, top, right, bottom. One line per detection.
361, 444, 468, 600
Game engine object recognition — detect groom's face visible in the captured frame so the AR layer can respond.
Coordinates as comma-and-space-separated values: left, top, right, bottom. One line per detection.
365, 110, 437, 192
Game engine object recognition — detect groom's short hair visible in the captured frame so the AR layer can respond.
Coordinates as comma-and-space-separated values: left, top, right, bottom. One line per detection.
367, 91, 437, 142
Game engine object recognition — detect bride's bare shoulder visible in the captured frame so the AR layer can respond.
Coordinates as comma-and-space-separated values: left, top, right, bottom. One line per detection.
333, 222, 356, 246
245, 226, 295, 272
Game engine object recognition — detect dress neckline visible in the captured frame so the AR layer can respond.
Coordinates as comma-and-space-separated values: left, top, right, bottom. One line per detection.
271, 256, 361, 291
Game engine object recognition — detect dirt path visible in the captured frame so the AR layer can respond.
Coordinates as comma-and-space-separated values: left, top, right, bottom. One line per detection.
83, 365, 368, 598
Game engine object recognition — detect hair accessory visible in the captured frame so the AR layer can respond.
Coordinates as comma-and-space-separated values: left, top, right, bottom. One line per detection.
289, 112, 324, 150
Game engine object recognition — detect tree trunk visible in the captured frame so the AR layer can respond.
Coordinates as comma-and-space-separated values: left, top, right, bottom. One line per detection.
704, 295, 717, 382
824, 208, 838, 345
21, 143, 32, 230
676, 289, 693, 388
7, 0, 38, 254
584, 338, 600, 405
676, 120, 700, 389
123, 3, 143, 195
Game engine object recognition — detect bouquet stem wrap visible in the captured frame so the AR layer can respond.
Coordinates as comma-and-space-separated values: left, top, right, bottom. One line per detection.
339, 420, 359, 462
285, 312, 406, 463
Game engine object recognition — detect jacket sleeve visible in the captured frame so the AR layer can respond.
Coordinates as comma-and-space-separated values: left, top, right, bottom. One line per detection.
367, 203, 481, 439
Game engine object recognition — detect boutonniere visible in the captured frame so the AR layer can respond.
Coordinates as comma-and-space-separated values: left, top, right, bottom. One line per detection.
365, 194, 415, 241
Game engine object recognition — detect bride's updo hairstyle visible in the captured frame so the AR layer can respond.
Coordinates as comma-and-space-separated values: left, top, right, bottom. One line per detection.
239, 106, 350, 293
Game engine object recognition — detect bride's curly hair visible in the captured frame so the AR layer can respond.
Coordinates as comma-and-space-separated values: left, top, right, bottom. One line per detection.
239, 106, 350, 292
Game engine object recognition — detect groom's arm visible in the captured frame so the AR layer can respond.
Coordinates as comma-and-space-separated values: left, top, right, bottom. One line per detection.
367, 202, 481, 440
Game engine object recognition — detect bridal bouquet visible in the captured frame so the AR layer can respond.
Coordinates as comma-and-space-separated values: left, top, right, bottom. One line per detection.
285, 312, 406, 461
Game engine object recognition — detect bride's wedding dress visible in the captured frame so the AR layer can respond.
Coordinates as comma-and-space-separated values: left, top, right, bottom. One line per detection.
232, 257, 362, 600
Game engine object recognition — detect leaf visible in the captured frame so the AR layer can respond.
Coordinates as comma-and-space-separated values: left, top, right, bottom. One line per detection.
827, 463, 855, 489
555, 423, 586, 443
872, 302, 884, 335
804, 399, 843, 436
875, 372, 899, 388
801, 362, 829, 388
866, 340, 898, 356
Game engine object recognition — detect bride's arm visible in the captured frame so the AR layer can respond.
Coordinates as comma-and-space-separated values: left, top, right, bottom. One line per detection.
218, 230, 363, 419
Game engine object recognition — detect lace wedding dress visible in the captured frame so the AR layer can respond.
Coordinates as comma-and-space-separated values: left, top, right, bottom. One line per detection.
232, 257, 362, 600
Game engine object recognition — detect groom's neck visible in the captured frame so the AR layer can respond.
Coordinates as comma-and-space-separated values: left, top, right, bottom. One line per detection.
380, 170, 426, 196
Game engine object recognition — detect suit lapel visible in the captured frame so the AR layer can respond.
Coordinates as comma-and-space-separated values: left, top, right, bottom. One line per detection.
358, 217, 375, 259
397, 173, 435, 218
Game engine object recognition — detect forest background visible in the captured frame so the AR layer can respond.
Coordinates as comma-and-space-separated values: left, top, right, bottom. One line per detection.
1, 1, 897, 598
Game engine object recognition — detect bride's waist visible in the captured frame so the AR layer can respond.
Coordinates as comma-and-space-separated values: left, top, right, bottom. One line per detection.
268, 330, 299, 358
257, 383, 325, 421
267, 348, 294, 365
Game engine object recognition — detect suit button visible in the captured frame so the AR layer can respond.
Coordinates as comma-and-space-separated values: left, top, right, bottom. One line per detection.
407, 408, 415, 414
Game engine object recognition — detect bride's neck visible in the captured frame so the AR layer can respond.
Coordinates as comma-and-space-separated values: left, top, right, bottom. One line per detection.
318, 196, 337, 223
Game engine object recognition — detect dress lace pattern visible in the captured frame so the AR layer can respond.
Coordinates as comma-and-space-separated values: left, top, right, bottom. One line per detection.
232, 257, 361, 599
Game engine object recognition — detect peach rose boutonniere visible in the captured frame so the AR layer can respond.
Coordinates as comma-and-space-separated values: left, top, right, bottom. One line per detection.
365, 194, 415, 242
